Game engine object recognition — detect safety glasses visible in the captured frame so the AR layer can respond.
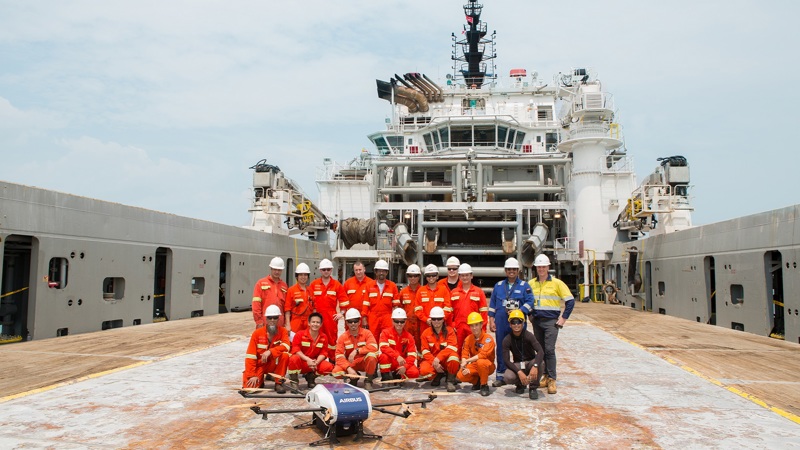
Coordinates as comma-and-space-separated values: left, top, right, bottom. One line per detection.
393, 320, 406, 324
266, 316, 280, 321
346, 319, 360, 324
510, 319, 524, 325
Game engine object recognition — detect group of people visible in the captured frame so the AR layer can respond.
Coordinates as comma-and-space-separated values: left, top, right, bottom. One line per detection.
242, 254, 574, 400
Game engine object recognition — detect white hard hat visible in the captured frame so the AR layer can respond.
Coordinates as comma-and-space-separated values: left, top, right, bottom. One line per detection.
344, 308, 361, 320
446, 256, 460, 267
504, 257, 520, 269
406, 264, 421, 275
424, 264, 439, 275
458, 263, 472, 274
375, 260, 389, 271
319, 259, 334, 270
265, 305, 281, 317
295, 263, 310, 274
391, 308, 407, 320
269, 257, 285, 270
429, 306, 445, 319
534, 254, 551, 267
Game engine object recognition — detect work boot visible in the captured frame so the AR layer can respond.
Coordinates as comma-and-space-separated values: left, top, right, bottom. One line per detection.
480, 384, 490, 397
381, 372, 393, 382
274, 382, 286, 394
304, 372, 317, 389
472, 383, 481, 391
288, 373, 300, 386
446, 373, 457, 393
342, 376, 352, 385
540, 374, 550, 388
529, 384, 539, 400
364, 375, 375, 390
492, 378, 506, 387
430, 372, 444, 387
547, 378, 557, 394
514, 383, 525, 394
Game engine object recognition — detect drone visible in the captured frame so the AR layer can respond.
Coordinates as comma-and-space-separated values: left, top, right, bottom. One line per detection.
237, 375, 438, 446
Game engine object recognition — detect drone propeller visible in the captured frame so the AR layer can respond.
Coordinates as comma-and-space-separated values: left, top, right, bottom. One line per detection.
375, 378, 408, 385
399, 403, 414, 416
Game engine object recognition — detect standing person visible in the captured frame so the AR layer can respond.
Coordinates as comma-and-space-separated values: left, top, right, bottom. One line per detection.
284, 263, 313, 336
501, 309, 544, 400
415, 264, 452, 337
418, 306, 460, 392
309, 258, 347, 360
342, 261, 372, 312
457, 312, 496, 396
362, 259, 400, 339
450, 263, 488, 354
332, 308, 379, 389
252, 257, 288, 329
287, 312, 333, 388
242, 305, 291, 393
437, 256, 463, 292
378, 309, 419, 381
529, 254, 574, 394
488, 257, 533, 387
399, 264, 423, 349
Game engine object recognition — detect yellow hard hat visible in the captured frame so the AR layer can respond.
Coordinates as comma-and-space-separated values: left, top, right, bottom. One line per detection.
467, 312, 483, 325
508, 309, 525, 321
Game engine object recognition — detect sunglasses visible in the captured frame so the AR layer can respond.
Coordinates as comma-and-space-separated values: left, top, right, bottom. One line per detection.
407, 274, 420, 278
393, 320, 406, 324
447, 267, 458, 271
510, 319, 524, 325
346, 319, 360, 324
321, 268, 332, 271
430, 317, 444, 321
266, 316, 280, 320
425, 274, 438, 278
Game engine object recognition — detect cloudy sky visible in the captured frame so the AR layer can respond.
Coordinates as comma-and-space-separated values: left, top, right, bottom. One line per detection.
1, 0, 797, 227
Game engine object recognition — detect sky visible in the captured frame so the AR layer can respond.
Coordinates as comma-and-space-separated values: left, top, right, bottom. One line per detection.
1, 0, 798, 227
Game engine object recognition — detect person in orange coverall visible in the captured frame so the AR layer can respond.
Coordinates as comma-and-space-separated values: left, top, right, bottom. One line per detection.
418, 306, 460, 392
378, 308, 419, 381
308, 258, 346, 359
457, 312, 496, 396
415, 264, 452, 337
342, 261, 372, 312
398, 264, 423, 349
361, 259, 399, 339
242, 305, 291, 393
332, 308, 379, 390
450, 263, 488, 354
284, 263, 313, 335
287, 312, 333, 388
437, 256, 462, 292
251, 257, 288, 329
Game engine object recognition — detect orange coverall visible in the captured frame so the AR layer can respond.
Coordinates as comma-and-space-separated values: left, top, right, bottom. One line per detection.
419, 326, 460, 377
457, 331, 496, 386
414, 284, 452, 336
437, 277, 462, 292
287, 328, 334, 376
332, 328, 378, 378
252, 275, 288, 328
378, 326, 420, 378
450, 284, 489, 353
399, 284, 421, 349
308, 277, 346, 359
284, 284, 312, 333
242, 326, 291, 387
342, 275, 373, 312
362, 280, 400, 339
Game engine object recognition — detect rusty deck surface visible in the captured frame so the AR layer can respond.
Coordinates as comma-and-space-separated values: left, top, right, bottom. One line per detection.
1, 304, 799, 449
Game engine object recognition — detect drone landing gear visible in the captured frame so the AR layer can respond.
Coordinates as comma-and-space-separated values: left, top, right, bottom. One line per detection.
295, 413, 382, 447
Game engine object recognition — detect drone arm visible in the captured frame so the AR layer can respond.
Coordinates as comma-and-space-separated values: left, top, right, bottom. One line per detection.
251, 406, 326, 420
372, 406, 411, 418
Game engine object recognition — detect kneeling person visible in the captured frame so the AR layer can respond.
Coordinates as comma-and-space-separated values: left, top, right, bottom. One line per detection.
502, 309, 544, 399
378, 308, 420, 381
457, 312, 496, 396
332, 308, 379, 389
287, 312, 334, 388
419, 306, 460, 392
242, 305, 291, 393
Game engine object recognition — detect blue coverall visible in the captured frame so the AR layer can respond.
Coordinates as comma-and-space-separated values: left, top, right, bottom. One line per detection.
488, 278, 533, 381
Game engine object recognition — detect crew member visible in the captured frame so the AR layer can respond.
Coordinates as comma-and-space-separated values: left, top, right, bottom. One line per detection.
287, 312, 333, 388
419, 306, 460, 392
501, 309, 544, 400
399, 264, 423, 349
342, 261, 372, 312
457, 312, 496, 396
251, 257, 288, 329
378, 308, 419, 381
488, 257, 533, 387
415, 264, 452, 336
332, 308, 379, 389
437, 256, 462, 291
604, 279, 620, 304
308, 258, 346, 359
284, 263, 312, 336
362, 259, 400, 339
242, 305, 291, 393
529, 254, 574, 394
450, 263, 488, 354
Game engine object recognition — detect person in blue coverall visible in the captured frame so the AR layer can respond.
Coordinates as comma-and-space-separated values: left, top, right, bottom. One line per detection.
488, 257, 533, 387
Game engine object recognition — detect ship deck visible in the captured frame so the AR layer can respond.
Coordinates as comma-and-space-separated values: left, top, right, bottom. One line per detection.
1, 303, 799, 449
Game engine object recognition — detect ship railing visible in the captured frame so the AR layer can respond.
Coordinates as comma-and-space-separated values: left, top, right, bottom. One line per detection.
567, 122, 622, 140
573, 92, 615, 113
316, 159, 372, 182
